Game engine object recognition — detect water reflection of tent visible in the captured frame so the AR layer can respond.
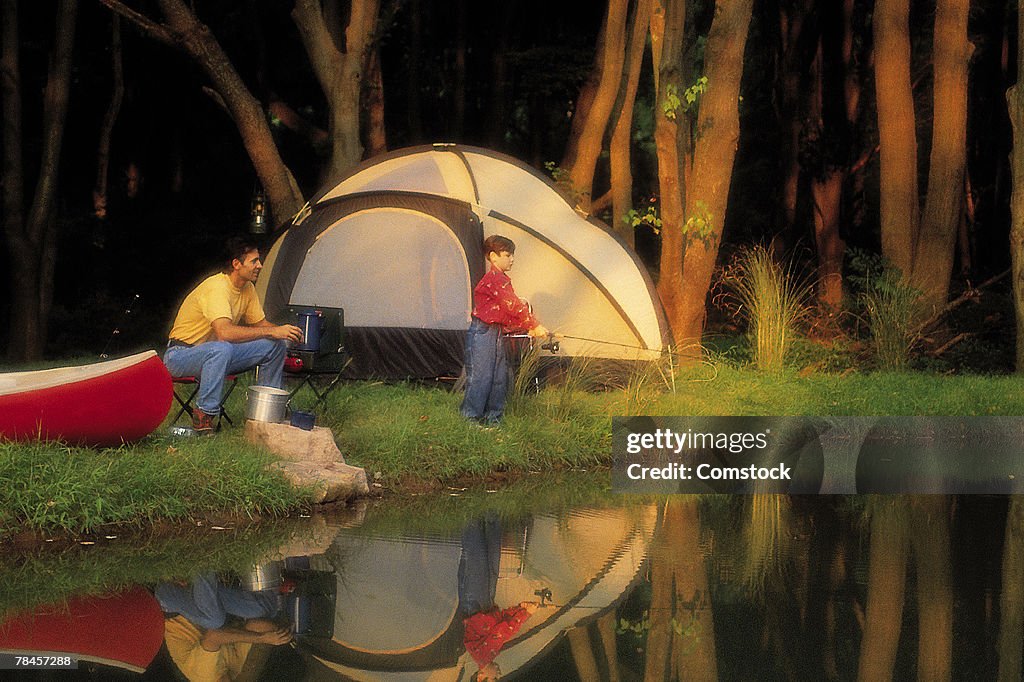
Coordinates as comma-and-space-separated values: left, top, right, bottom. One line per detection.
0, 586, 164, 673
302, 505, 658, 680
257, 144, 670, 379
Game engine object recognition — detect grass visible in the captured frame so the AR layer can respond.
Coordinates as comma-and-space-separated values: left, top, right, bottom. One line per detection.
5, 346, 1024, 539
0, 429, 305, 539
725, 246, 812, 372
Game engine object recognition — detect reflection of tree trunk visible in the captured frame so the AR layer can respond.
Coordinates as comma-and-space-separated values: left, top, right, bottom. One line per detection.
597, 611, 622, 682
568, 625, 601, 681
998, 498, 1024, 680
2, 0, 77, 362
608, 0, 650, 248
645, 503, 676, 682
857, 499, 909, 682
674, 0, 754, 357
671, 497, 717, 681
910, 496, 953, 682
562, 0, 628, 211
644, 499, 717, 682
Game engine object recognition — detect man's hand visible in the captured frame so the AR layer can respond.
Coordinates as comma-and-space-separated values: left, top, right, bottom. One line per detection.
269, 324, 304, 343
528, 325, 549, 338
254, 627, 293, 646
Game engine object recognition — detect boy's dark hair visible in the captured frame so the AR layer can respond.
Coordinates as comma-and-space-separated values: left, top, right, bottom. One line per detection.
483, 234, 515, 257
223, 236, 260, 272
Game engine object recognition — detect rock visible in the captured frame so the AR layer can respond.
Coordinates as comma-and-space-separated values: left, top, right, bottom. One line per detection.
244, 420, 344, 464
244, 420, 370, 503
271, 460, 370, 503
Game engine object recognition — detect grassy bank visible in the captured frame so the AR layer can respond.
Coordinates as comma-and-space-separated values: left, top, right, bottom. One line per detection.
3, 358, 1024, 539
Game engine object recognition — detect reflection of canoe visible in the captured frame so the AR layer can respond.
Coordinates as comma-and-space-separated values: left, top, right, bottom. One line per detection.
0, 586, 165, 672
0, 351, 172, 447
304, 505, 658, 680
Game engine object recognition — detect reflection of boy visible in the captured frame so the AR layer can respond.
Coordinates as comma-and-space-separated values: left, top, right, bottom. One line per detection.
459, 515, 538, 681
460, 235, 549, 426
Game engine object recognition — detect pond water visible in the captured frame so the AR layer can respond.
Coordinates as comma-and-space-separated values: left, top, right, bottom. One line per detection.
0, 487, 1014, 680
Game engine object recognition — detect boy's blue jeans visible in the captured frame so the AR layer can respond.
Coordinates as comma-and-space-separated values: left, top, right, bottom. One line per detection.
460, 318, 508, 424
164, 339, 287, 415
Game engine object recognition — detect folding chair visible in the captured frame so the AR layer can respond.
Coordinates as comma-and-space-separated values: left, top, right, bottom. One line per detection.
171, 375, 240, 428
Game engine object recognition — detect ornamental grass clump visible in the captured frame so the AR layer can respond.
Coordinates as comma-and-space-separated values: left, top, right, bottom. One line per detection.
860, 269, 924, 371
728, 246, 812, 372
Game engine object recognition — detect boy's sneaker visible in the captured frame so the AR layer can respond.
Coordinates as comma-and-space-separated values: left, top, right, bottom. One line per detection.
192, 409, 216, 434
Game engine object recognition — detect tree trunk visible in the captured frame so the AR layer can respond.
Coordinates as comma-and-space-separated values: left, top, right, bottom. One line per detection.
407, 0, 423, 140
453, 0, 467, 137
670, 497, 718, 681
910, 0, 972, 313
857, 500, 909, 682
609, 0, 651, 247
363, 45, 387, 157
562, 0, 629, 211
1010, 0, 1024, 373
151, 0, 303, 224
873, 0, 918, 277
2, 0, 76, 362
94, 15, 124, 221
652, 0, 689, 349
674, 0, 754, 357
998, 498, 1024, 680
293, 0, 380, 184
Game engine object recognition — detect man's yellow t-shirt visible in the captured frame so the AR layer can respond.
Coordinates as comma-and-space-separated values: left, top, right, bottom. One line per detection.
164, 615, 252, 682
169, 273, 265, 346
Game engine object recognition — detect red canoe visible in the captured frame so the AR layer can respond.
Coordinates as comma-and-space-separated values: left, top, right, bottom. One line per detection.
0, 350, 172, 447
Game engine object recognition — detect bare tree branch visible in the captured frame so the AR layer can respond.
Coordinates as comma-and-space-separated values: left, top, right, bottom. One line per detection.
98, 0, 177, 47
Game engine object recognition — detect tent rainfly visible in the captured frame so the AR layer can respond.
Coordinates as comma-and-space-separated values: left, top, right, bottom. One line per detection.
258, 144, 671, 379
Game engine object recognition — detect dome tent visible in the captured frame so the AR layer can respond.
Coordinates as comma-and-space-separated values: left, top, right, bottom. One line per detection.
258, 144, 670, 379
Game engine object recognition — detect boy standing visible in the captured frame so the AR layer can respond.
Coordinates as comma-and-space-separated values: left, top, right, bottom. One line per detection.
460, 235, 548, 425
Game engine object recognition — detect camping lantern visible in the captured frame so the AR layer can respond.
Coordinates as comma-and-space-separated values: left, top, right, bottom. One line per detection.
250, 186, 267, 234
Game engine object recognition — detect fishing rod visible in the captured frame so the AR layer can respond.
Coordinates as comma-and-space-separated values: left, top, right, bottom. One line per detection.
99, 293, 140, 359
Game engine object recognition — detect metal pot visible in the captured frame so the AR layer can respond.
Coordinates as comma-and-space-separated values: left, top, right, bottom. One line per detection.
246, 385, 290, 423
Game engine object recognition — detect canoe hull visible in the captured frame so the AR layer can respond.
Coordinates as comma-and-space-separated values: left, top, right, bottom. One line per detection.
0, 352, 172, 447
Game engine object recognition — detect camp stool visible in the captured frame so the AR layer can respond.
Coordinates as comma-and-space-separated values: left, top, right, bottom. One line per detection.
170, 375, 239, 429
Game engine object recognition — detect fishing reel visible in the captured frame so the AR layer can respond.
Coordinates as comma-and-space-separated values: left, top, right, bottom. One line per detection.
540, 334, 560, 354
534, 587, 553, 606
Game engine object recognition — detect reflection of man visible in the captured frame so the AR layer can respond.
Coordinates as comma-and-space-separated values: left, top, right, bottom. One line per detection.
156, 573, 292, 682
459, 515, 537, 681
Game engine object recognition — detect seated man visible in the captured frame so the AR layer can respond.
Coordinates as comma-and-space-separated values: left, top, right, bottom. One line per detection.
164, 236, 303, 433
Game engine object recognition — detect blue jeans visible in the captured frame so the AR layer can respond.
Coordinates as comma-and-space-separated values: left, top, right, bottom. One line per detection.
155, 572, 279, 631
164, 338, 287, 415
460, 318, 508, 424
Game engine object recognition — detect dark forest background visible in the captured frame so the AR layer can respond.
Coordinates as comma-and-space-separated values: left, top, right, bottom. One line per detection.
2, 0, 1021, 371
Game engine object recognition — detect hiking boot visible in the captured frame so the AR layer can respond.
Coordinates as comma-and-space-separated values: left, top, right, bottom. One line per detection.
192, 408, 216, 434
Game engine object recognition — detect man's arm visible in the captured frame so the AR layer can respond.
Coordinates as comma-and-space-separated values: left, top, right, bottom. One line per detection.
211, 318, 303, 343
199, 624, 292, 652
